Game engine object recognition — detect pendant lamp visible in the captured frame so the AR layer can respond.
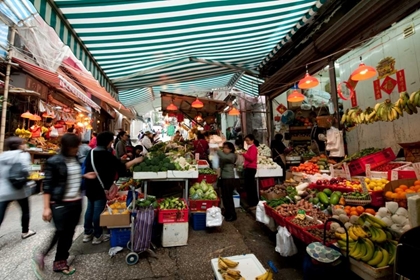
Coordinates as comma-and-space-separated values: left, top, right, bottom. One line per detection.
166, 102, 178, 111
351, 57, 377, 81
191, 97, 203, 109
30, 114, 42, 121
21, 111, 33, 118
228, 107, 240, 116
298, 65, 319, 89
287, 89, 305, 103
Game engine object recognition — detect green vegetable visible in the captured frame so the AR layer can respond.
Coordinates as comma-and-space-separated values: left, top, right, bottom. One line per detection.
330, 193, 339, 205
318, 192, 329, 205
323, 188, 332, 196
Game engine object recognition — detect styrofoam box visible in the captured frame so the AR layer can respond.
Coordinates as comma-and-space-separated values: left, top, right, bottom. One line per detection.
257, 166, 283, 178
233, 190, 240, 208
211, 254, 266, 280
167, 167, 199, 179
161, 222, 188, 247
133, 171, 167, 179
30, 165, 42, 171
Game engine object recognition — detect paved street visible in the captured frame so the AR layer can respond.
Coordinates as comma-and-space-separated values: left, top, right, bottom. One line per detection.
0, 195, 305, 280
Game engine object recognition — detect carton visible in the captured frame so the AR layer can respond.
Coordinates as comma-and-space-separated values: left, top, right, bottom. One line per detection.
383, 179, 416, 208
99, 209, 130, 227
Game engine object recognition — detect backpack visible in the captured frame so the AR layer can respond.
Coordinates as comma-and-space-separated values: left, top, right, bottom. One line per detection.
8, 160, 29, 190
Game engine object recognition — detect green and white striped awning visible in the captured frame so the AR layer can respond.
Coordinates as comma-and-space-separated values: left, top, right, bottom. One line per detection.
29, 0, 324, 107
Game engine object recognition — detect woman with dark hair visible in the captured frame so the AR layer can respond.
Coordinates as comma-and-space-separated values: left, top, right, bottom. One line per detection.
193, 132, 209, 160
82, 132, 143, 246
0, 137, 35, 239
239, 134, 258, 208
216, 142, 238, 221
35, 133, 86, 276
271, 134, 286, 179
88, 132, 97, 149
115, 130, 131, 161
133, 145, 144, 158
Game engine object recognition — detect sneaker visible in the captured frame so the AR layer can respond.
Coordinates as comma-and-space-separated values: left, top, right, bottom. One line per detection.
92, 234, 110, 245
22, 230, 36, 239
83, 233, 93, 243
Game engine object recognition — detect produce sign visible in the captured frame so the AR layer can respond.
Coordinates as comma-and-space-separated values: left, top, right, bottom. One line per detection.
189, 181, 218, 200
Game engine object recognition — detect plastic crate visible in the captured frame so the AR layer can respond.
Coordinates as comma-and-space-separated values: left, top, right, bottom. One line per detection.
284, 216, 323, 244
158, 199, 189, 223
271, 211, 287, 227
347, 148, 396, 176
191, 174, 218, 184
190, 212, 207, 231
305, 224, 337, 246
189, 198, 220, 212
259, 178, 275, 190
370, 190, 385, 207
110, 228, 131, 247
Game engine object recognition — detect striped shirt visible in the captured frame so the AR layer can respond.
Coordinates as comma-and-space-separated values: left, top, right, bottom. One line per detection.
62, 157, 82, 201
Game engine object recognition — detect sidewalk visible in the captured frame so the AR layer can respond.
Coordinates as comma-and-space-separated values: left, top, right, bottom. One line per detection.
0, 195, 304, 280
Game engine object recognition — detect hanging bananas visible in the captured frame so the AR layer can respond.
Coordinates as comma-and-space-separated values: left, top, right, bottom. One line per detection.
397, 91, 418, 115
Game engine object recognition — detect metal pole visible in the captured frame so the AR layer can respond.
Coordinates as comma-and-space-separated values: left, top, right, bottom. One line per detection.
0, 28, 16, 153
328, 60, 340, 128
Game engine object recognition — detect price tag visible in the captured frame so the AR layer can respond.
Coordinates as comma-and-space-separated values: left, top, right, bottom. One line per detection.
365, 164, 372, 179
360, 180, 369, 194
329, 164, 335, 177
391, 170, 399, 181
343, 163, 351, 180
413, 163, 420, 180
296, 209, 306, 220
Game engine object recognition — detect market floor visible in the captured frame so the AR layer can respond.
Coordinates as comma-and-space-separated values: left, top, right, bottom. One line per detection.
0, 195, 305, 280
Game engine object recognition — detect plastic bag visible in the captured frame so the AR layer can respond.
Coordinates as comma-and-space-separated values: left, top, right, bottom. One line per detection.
50, 127, 59, 138
210, 153, 219, 169
256, 201, 270, 225
206, 206, 223, 227
275, 226, 298, 257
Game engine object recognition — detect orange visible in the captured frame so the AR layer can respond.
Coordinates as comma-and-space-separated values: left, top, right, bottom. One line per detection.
356, 206, 365, 214
365, 208, 376, 215
399, 185, 408, 190
345, 209, 351, 215
415, 180, 420, 186
344, 206, 351, 210
397, 193, 406, 199
391, 193, 398, 199
350, 207, 357, 212
406, 190, 415, 194
394, 188, 403, 193
350, 211, 359, 216
417, 189, 420, 193
385, 191, 393, 199
409, 186, 417, 191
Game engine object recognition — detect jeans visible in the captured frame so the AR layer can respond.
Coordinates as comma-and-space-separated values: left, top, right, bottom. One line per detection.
44, 200, 82, 262
84, 198, 107, 238
244, 168, 258, 207
0, 198, 30, 233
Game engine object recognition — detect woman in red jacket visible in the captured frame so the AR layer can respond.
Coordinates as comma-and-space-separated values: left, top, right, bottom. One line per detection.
241, 134, 258, 208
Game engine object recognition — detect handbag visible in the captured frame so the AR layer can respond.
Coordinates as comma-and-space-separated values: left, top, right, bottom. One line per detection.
8, 154, 29, 190
90, 149, 118, 200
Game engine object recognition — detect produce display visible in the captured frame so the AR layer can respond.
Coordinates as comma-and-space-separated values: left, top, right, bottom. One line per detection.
289, 216, 320, 228
135, 195, 158, 209
306, 155, 336, 170
198, 168, 217, 175
27, 137, 59, 152
342, 148, 381, 163
189, 181, 218, 200
334, 214, 398, 268
291, 116, 313, 127
372, 162, 406, 172
384, 181, 420, 208
310, 178, 361, 191
375, 202, 411, 234
28, 171, 44, 180
275, 202, 314, 217
306, 227, 336, 244
217, 257, 244, 280
104, 201, 129, 215
118, 178, 140, 191
343, 191, 371, 201
291, 162, 320, 175
261, 185, 287, 201
364, 178, 389, 191
133, 153, 176, 172
158, 197, 187, 210
334, 205, 375, 217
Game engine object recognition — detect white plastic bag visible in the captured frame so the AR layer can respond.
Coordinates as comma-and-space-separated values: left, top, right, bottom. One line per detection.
206, 206, 223, 227
256, 201, 270, 225
50, 127, 59, 138
275, 226, 298, 257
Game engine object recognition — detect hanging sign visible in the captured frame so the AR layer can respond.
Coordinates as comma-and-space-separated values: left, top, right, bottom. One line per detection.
365, 164, 372, 179
396, 69, 407, 92
380, 76, 397, 95
276, 103, 287, 114
350, 90, 358, 107
25, 75, 48, 100
373, 79, 382, 100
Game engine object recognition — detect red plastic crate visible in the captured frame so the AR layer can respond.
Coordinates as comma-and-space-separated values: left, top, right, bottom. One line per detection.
263, 203, 275, 218
158, 199, 189, 223
347, 148, 396, 176
309, 184, 354, 193
305, 224, 337, 246
259, 178, 275, 190
370, 190, 385, 207
271, 211, 287, 227
191, 174, 218, 184
189, 198, 220, 212
284, 216, 325, 244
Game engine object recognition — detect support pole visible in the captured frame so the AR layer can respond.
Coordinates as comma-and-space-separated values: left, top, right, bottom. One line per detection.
328, 60, 340, 128
0, 28, 16, 153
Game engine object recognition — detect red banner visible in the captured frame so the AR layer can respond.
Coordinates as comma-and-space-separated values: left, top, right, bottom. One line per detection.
396, 69, 407, 92
276, 103, 287, 114
380, 76, 397, 95
373, 79, 382, 100
351, 90, 358, 107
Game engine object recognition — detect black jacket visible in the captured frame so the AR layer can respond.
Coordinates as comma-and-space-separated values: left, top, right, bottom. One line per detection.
43, 154, 80, 203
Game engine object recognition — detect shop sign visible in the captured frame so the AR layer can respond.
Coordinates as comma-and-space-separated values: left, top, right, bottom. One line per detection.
25, 75, 48, 100
100, 100, 117, 118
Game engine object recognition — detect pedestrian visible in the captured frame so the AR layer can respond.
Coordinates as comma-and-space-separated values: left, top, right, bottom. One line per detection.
113, 128, 123, 148
173, 130, 184, 142
271, 134, 286, 180
0, 137, 36, 239
33, 133, 88, 276
82, 132, 143, 246
115, 130, 132, 161
88, 132, 97, 149
77, 140, 91, 164
141, 131, 154, 151
216, 142, 238, 221
193, 132, 209, 160
239, 134, 258, 208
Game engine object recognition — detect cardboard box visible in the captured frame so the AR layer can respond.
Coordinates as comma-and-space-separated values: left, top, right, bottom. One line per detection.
99, 209, 130, 227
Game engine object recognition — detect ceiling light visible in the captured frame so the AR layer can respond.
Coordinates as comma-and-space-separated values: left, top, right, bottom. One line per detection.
191, 97, 203, 108
166, 102, 178, 111
21, 111, 33, 118
298, 65, 319, 89
228, 107, 240, 116
287, 89, 305, 103
30, 114, 42, 121
351, 57, 377, 81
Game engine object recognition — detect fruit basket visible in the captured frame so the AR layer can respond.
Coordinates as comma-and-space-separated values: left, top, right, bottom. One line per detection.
343, 193, 372, 206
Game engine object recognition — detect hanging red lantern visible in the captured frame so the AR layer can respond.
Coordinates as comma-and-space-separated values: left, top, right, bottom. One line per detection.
177, 113, 184, 122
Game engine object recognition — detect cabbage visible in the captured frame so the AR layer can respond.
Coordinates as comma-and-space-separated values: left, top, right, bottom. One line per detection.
191, 193, 201, 200
201, 183, 209, 192
189, 187, 196, 195
196, 189, 204, 197
193, 183, 200, 190
396, 207, 408, 218
208, 193, 217, 200
386, 201, 398, 214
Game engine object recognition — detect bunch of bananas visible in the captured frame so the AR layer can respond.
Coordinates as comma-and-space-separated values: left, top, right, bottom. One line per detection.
15, 128, 32, 139
396, 91, 419, 115
335, 214, 397, 267
255, 270, 273, 280
218, 257, 244, 280
375, 99, 402, 122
